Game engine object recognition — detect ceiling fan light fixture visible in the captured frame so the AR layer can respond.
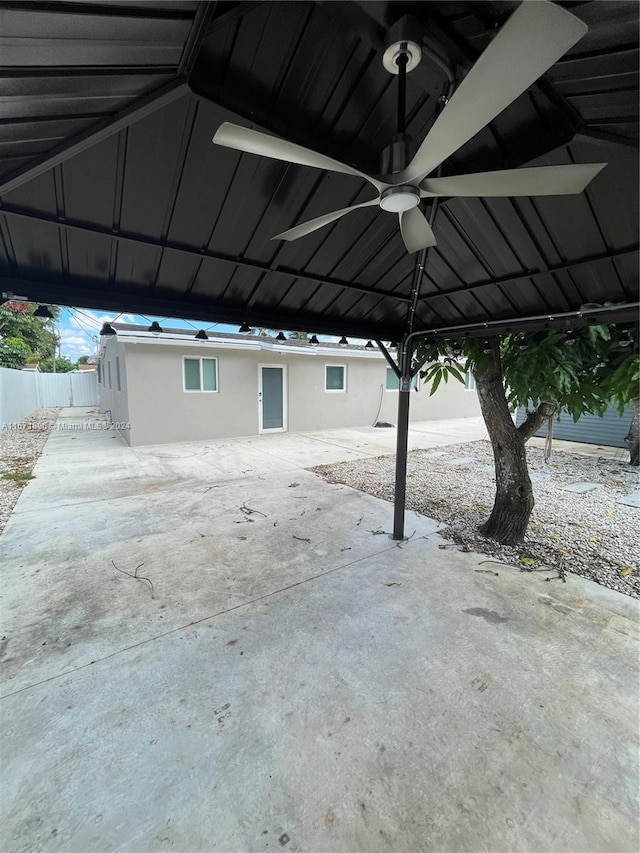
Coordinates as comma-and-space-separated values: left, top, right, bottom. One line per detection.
380, 186, 421, 213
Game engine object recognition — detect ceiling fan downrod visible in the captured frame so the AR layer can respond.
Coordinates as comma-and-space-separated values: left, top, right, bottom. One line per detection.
381, 45, 421, 203
396, 49, 408, 135
381, 17, 423, 177
380, 47, 415, 178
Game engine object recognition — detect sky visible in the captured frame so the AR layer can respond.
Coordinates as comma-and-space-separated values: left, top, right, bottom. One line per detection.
57, 307, 236, 361
57, 308, 364, 361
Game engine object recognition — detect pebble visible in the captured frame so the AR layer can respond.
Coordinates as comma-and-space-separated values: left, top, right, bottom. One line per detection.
0, 408, 61, 535
313, 440, 640, 600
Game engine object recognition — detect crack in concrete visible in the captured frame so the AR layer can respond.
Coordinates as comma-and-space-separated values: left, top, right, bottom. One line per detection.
0, 539, 413, 700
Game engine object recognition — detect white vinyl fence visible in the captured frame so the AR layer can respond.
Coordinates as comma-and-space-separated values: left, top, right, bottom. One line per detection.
0, 367, 98, 427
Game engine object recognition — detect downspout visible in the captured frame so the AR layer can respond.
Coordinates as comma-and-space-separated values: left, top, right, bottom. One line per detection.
372, 384, 385, 427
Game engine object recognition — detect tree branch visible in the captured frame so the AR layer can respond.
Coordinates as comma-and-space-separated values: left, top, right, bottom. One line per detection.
517, 401, 557, 443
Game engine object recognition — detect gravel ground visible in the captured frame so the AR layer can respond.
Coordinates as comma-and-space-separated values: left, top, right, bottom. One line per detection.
312, 440, 640, 599
0, 408, 61, 535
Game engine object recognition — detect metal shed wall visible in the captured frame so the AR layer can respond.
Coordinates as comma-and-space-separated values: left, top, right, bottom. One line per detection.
516, 404, 634, 448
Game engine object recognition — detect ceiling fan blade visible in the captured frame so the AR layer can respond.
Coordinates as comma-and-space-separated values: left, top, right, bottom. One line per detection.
399, 1, 588, 185
399, 207, 437, 254
213, 122, 387, 193
272, 198, 380, 242
420, 163, 607, 198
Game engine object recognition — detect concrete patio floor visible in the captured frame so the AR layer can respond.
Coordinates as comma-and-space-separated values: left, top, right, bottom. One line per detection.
1, 408, 638, 853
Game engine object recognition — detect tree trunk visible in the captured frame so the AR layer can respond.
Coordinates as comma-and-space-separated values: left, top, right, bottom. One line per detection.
625, 398, 639, 466
475, 343, 535, 545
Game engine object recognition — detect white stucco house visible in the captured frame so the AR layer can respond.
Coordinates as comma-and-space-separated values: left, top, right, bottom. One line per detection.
98, 324, 480, 446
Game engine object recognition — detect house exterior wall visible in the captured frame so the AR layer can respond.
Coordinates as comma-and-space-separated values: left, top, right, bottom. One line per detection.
97, 337, 131, 444
376, 375, 480, 425
103, 339, 480, 446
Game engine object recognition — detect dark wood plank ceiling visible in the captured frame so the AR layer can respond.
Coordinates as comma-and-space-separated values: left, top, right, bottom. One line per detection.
0, 0, 637, 340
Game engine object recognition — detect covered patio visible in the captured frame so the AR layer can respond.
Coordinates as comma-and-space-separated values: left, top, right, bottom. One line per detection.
1, 2, 638, 849
0, 0, 637, 538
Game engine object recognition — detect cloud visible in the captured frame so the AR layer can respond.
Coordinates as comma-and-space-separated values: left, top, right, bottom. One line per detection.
71, 309, 140, 330
59, 329, 92, 359
57, 308, 241, 357
78, 311, 123, 328
59, 308, 145, 357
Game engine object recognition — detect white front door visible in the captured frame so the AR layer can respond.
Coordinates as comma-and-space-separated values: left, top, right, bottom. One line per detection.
258, 364, 287, 433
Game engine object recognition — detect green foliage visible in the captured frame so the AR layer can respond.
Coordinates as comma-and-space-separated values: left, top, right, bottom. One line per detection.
1, 455, 36, 488
77, 355, 90, 364
414, 324, 639, 419
0, 301, 59, 366
40, 356, 75, 373
1, 470, 35, 487
597, 327, 640, 414
500, 329, 601, 421
415, 340, 470, 397
0, 336, 31, 369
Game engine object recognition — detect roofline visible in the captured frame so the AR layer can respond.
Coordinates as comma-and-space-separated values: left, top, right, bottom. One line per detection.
101, 331, 388, 359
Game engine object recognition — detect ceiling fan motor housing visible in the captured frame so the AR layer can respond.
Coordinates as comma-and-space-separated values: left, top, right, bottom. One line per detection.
380, 133, 415, 176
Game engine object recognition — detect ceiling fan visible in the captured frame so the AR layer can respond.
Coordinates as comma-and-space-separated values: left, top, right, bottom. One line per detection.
212, 0, 605, 255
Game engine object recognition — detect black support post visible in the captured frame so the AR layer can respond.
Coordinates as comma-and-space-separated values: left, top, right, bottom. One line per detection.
392, 339, 413, 540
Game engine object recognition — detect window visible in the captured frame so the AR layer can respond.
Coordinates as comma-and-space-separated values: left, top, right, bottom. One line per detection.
202, 358, 217, 391
116, 356, 121, 392
325, 364, 346, 392
465, 372, 476, 391
108, 361, 112, 390
385, 367, 417, 391
183, 357, 218, 392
